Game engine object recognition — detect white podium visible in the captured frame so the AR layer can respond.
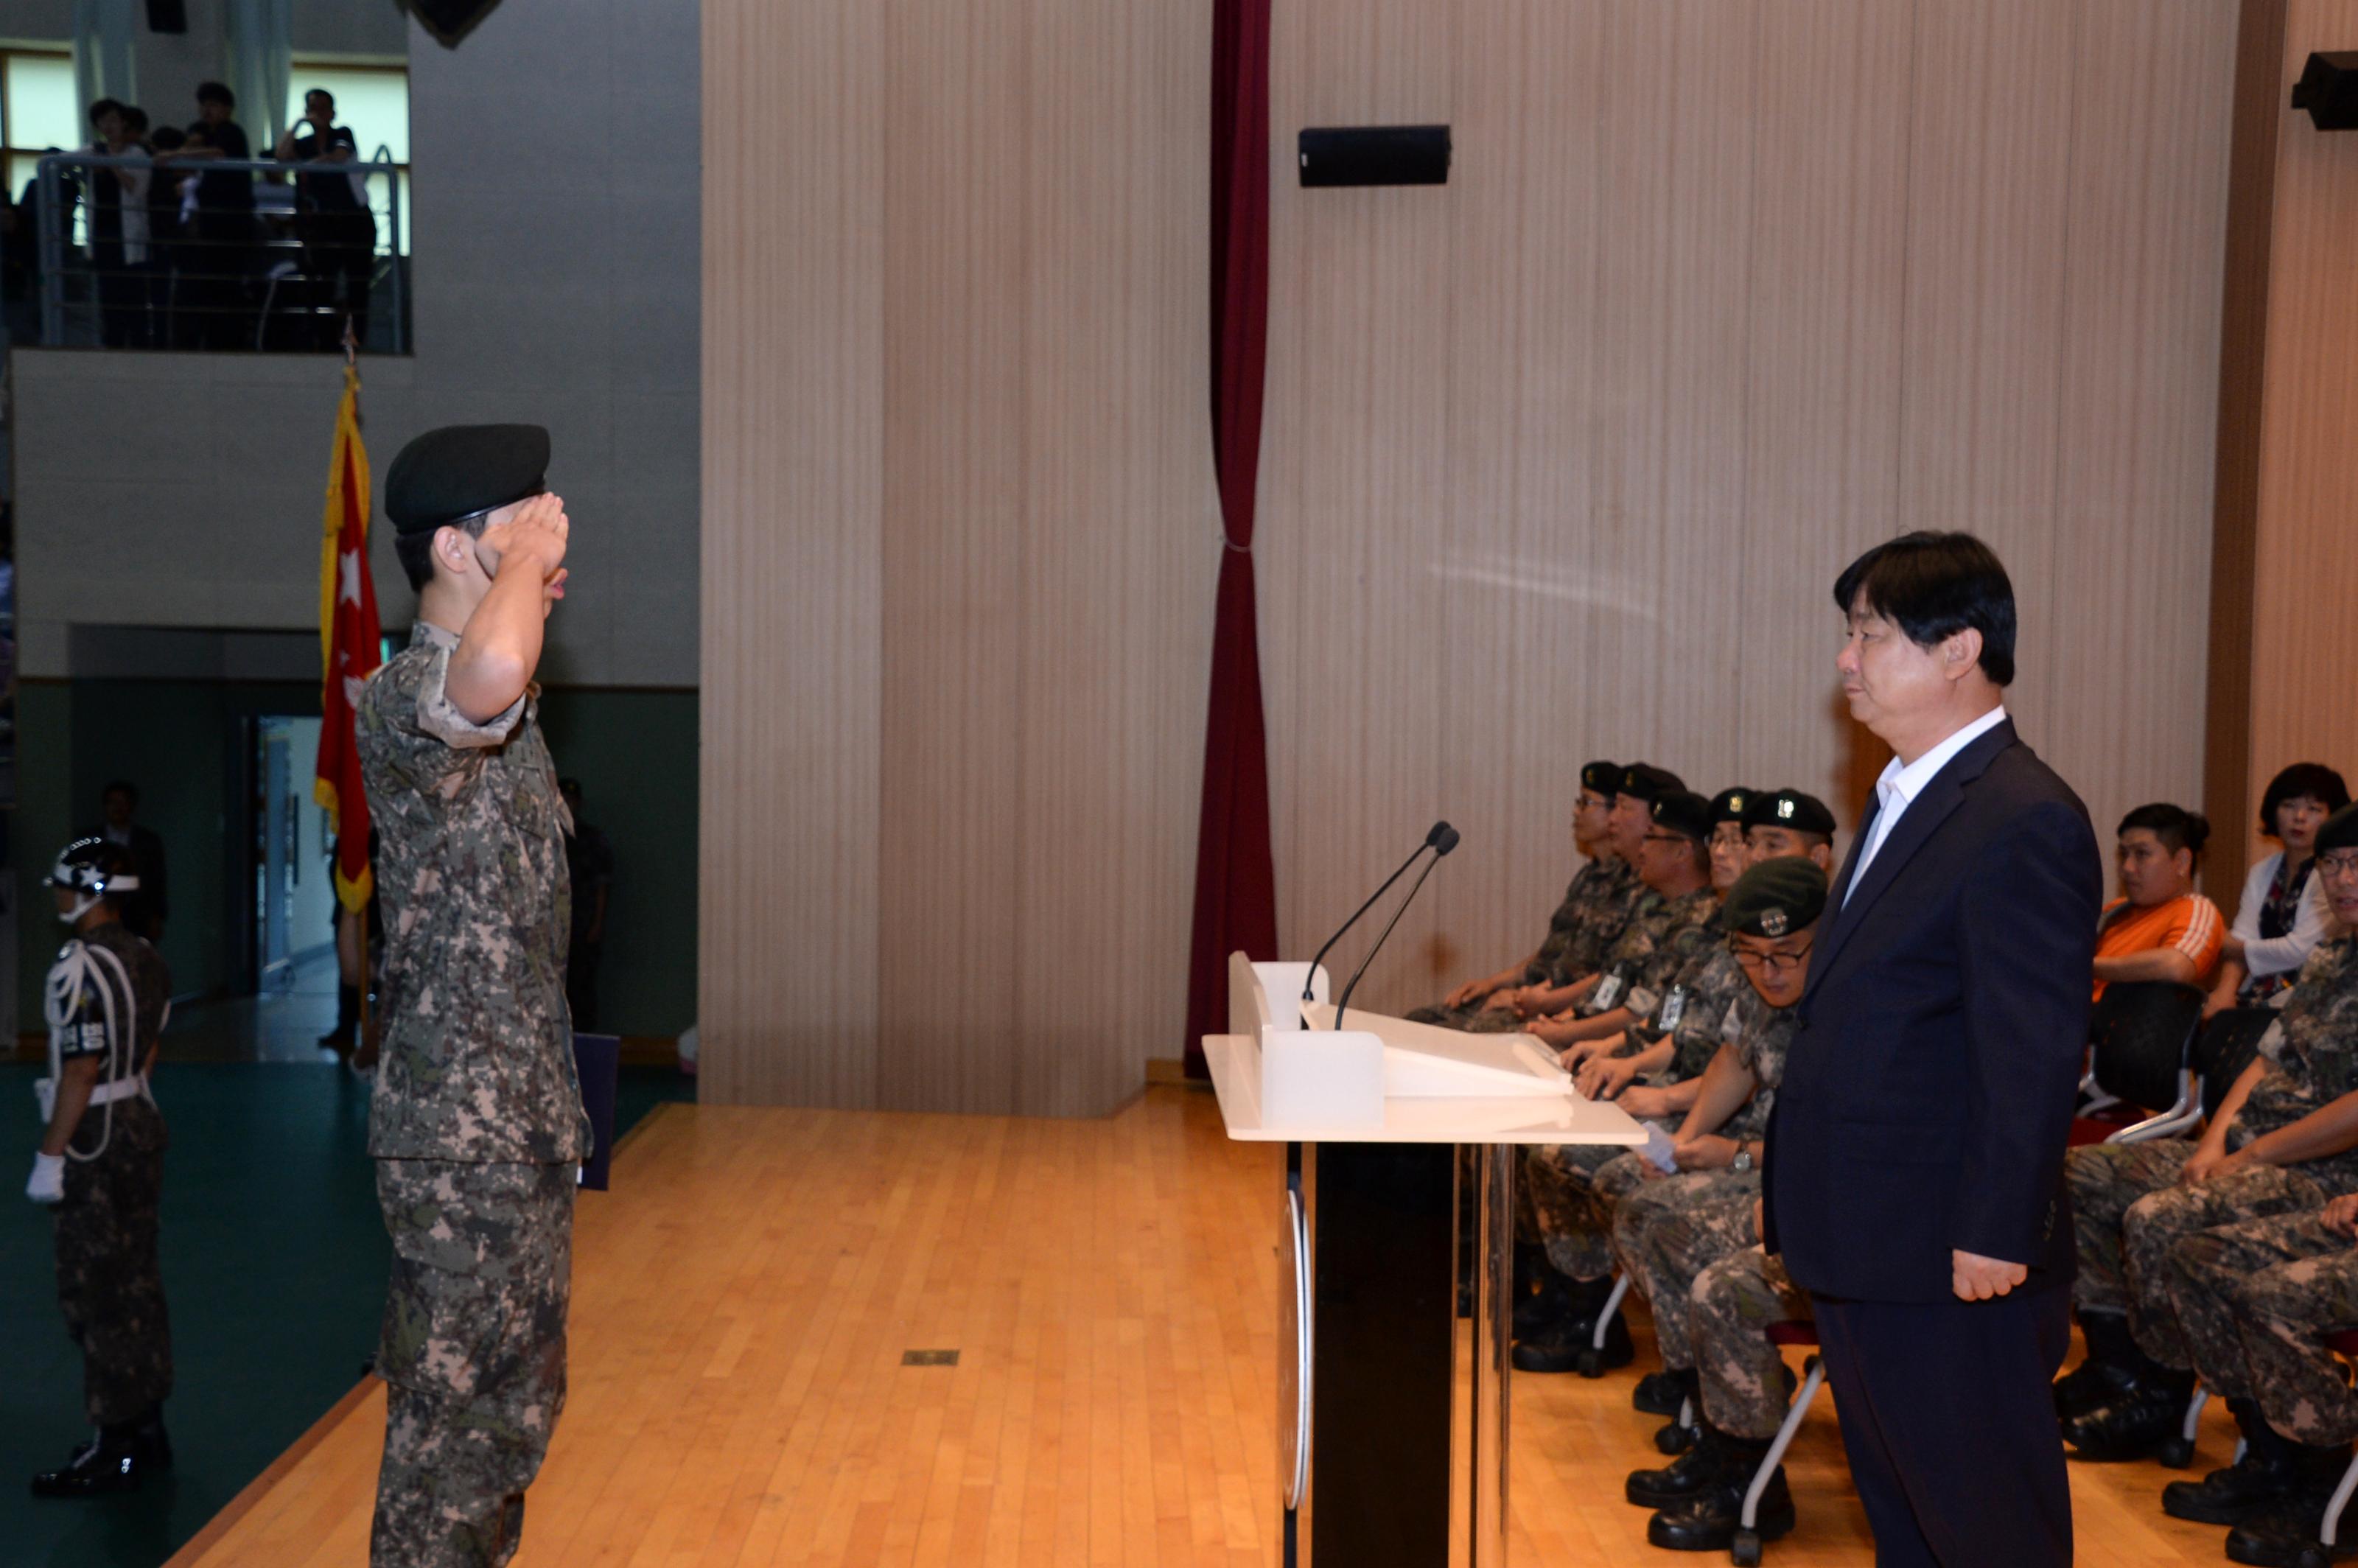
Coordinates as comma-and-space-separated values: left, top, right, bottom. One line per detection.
1205, 955, 1643, 1568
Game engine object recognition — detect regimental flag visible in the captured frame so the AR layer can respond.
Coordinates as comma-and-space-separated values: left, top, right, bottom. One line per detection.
314, 364, 382, 911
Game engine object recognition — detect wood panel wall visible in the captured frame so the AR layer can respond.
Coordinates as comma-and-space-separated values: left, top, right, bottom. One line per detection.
2219, 0, 2358, 887
702, 0, 1217, 1113
704, 0, 2242, 1112
1262, 0, 2240, 1018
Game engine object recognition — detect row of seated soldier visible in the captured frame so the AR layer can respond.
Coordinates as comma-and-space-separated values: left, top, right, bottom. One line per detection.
1417, 758, 2358, 1567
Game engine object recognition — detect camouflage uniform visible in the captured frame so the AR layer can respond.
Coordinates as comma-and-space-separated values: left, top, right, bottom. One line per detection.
1413, 855, 1637, 1031
48, 923, 174, 1428
1520, 888, 1726, 1278
1614, 1006, 1798, 1369
1690, 1246, 1813, 1441
2163, 1209, 2358, 1443
360, 622, 590, 1568
2064, 937, 2358, 1369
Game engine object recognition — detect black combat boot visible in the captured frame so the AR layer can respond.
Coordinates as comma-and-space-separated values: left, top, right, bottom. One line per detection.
1634, 1365, 1698, 1418
2164, 1399, 2301, 1525
1513, 1245, 1573, 1340
133, 1407, 172, 1471
319, 983, 360, 1052
2225, 1440, 2358, 1566
1627, 1421, 1728, 1507
1511, 1281, 1633, 1376
2054, 1308, 2144, 1419
1645, 1432, 1797, 1553
29, 1427, 147, 1497
2060, 1359, 2197, 1462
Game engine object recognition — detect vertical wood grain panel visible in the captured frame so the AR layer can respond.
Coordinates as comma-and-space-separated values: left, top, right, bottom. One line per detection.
702, 0, 886, 1107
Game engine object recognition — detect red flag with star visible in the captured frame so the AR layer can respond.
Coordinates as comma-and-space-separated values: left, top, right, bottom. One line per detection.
314, 363, 382, 911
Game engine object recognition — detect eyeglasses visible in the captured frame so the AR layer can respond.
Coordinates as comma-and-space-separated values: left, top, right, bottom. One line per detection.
2318, 851, 2358, 880
1732, 942, 1813, 976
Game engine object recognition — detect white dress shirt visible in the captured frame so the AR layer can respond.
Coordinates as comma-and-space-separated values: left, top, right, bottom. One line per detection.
1843, 705, 2010, 905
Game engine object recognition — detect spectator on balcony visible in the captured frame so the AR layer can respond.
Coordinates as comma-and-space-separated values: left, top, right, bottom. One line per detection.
145, 125, 189, 347
82, 99, 151, 348
275, 89, 374, 351
160, 81, 256, 349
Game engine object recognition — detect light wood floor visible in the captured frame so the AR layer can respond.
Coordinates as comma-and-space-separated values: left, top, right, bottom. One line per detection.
173, 1087, 2250, 1566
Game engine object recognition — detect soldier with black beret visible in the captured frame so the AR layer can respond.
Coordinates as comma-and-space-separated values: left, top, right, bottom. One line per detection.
361, 424, 587, 1567
1707, 788, 1755, 894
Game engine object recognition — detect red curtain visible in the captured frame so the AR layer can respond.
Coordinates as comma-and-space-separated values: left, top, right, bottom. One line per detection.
1185, 0, 1280, 1075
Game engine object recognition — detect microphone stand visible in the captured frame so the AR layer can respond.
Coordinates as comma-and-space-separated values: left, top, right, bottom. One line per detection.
1301, 842, 1435, 1011
1334, 850, 1446, 1032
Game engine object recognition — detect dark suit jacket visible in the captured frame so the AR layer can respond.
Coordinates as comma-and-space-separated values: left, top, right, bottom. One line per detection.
83, 824, 169, 936
1763, 718, 2101, 1303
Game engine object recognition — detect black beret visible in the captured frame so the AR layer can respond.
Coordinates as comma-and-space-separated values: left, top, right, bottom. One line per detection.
1742, 788, 1837, 837
1619, 763, 1687, 803
2318, 802, 2358, 857
1725, 858, 1829, 939
1582, 760, 1622, 796
385, 424, 550, 536
1710, 787, 1754, 825
1649, 789, 1713, 843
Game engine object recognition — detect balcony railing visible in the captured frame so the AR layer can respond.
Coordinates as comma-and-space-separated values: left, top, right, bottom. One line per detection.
26, 151, 410, 355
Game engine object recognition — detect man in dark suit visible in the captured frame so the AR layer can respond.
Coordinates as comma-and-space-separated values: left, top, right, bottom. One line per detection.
1763, 532, 2102, 1567
87, 781, 169, 945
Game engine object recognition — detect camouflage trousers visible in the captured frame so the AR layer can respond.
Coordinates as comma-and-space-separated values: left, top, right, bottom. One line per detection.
1691, 1247, 1811, 1441
372, 1159, 575, 1568
2166, 1209, 2358, 1443
55, 1098, 172, 1427
1522, 1142, 1651, 1279
2064, 1138, 2326, 1368
1613, 1167, 1760, 1370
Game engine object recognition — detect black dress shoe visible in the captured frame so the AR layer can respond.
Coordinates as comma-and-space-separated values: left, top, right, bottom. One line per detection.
1511, 1306, 1633, 1375
30, 1432, 144, 1497
2059, 1371, 2196, 1462
1634, 1368, 1695, 1418
1647, 1454, 1795, 1554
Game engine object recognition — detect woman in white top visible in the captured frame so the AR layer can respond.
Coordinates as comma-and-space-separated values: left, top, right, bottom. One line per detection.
2205, 762, 2350, 1016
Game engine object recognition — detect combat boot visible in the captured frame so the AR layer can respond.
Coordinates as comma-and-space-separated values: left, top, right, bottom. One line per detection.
1645, 1433, 1797, 1553
1511, 1286, 1633, 1376
2224, 1440, 2358, 1566
2054, 1308, 2144, 1419
1513, 1245, 1573, 1340
1634, 1365, 1698, 1418
29, 1427, 146, 1497
2163, 1399, 2300, 1525
2060, 1365, 2197, 1461
1626, 1421, 1729, 1507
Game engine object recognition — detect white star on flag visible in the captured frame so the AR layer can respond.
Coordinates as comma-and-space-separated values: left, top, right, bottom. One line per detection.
343, 675, 367, 711
340, 547, 363, 607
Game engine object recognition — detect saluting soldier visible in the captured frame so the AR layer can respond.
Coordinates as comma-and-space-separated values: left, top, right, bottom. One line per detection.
27, 838, 175, 1497
360, 424, 590, 1567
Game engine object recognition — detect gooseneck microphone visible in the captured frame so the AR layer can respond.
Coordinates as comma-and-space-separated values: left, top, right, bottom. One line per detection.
1334, 823, 1460, 1032
1301, 822, 1459, 1011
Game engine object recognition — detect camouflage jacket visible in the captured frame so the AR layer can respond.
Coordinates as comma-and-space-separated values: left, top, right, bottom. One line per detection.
1724, 1004, 1799, 1141
1638, 936, 1766, 1085
2233, 937, 2358, 1187
1581, 885, 1719, 1021
49, 921, 171, 1085
358, 622, 589, 1163
1526, 855, 1639, 987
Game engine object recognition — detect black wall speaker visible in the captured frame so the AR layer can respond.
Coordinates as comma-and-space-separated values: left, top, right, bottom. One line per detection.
2292, 52, 2358, 130
1298, 126, 1451, 188
143, 0, 187, 33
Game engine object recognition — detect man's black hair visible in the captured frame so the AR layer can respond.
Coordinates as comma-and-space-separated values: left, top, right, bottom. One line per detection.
2259, 763, 2353, 837
88, 98, 124, 125
393, 512, 492, 592
124, 105, 149, 133
2117, 802, 2210, 860
102, 780, 139, 807
195, 80, 236, 108
1831, 531, 2018, 687
306, 87, 335, 110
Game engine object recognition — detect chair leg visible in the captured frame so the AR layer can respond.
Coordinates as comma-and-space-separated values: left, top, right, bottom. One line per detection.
1592, 1273, 1632, 1352
2323, 1452, 2358, 1549
1741, 1354, 1822, 1531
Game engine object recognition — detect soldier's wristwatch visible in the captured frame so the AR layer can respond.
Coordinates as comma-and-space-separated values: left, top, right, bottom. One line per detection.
1731, 1143, 1755, 1175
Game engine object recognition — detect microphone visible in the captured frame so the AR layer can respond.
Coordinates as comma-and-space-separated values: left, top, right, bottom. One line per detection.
1301, 822, 1458, 1009
1334, 825, 1459, 1032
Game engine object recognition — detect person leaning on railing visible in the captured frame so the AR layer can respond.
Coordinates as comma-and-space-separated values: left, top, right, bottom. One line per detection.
153, 81, 256, 350
274, 87, 376, 351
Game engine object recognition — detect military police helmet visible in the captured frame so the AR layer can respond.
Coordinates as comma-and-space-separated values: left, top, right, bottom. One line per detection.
49, 837, 138, 899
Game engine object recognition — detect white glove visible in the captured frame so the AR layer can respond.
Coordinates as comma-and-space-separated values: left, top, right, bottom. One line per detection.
27, 1152, 64, 1204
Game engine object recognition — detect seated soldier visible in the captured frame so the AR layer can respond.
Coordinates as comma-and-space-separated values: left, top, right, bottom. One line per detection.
1592, 793, 1836, 1413
2056, 803, 2358, 1463
1511, 789, 1724, 1371
1411, 760, 1634, 1029
2091, 802, 2225, 1001
2161, 1184, 2358, 1565
1481, 763, 1684, 1030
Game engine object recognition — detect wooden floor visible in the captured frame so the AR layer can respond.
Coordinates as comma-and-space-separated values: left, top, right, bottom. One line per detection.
172, 1086, 2250, 1566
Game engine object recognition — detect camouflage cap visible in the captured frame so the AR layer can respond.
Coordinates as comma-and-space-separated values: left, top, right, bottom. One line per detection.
1725, 857, 1829, 939
1710, 787, 1755, 825
1741, 787, 1836, 837
1581, 760, 1623, 796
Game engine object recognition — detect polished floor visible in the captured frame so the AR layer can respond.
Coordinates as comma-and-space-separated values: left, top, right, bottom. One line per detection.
167, 1085, 2254, 1567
